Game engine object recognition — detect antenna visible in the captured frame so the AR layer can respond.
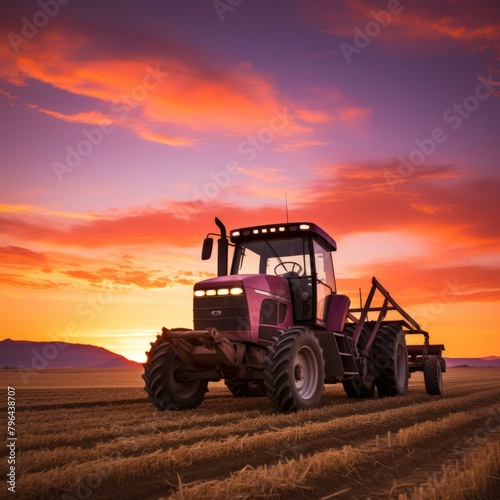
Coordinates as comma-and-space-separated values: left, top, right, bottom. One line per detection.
285, 193, 289, 223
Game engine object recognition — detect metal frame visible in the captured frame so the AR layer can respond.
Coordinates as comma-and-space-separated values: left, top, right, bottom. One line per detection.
345, 277, 438, 371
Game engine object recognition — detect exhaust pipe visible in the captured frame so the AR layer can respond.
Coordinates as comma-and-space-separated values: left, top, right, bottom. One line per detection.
215, 217, 228, 277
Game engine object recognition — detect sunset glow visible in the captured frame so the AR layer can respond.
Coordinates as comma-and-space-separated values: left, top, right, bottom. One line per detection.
1, 0, 499, 362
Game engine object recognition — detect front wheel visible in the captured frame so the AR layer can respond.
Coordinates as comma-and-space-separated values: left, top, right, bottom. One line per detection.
142, 335, 208, 410
265, 327, 325, 413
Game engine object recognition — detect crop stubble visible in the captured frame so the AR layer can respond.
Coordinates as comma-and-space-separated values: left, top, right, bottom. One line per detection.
1, 368, 499, 499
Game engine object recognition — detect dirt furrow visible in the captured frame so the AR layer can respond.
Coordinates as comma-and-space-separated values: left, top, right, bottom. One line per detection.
16, 389, 500, 497
164, 407, 500, 499
18, 379, 499, 451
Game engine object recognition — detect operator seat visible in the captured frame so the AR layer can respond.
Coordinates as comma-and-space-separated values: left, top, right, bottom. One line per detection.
283, 272, 312, 321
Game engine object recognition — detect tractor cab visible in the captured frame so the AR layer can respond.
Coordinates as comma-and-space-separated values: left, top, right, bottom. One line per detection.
229, 222, 337, 328
199, 219, 348, 340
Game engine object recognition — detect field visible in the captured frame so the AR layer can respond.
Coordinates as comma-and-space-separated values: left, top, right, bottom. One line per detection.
2, 368, 499, 499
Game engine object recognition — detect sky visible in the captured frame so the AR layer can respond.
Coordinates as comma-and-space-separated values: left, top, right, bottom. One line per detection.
0, 0, 499, 363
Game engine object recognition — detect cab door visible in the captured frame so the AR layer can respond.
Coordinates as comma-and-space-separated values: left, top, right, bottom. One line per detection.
312, 239, 336, 326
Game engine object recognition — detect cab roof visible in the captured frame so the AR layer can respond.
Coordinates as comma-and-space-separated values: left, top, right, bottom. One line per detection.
229, 222, 337, 251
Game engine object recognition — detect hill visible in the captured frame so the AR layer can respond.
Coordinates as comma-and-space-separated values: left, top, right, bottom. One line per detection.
444, 356, 500, 368
0, 339, 140, 369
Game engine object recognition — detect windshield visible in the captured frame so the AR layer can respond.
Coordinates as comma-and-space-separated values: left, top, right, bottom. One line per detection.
232, 237, 311, 276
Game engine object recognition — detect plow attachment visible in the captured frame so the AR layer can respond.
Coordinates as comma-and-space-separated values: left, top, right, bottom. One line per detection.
161, 327, 240, 372
347, 277, 445, 373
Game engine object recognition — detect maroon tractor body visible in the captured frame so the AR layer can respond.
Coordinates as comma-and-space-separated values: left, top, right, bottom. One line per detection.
143, 218, 445, 413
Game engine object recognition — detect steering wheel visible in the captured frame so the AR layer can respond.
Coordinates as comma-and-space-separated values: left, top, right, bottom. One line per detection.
274, 261, 303, 276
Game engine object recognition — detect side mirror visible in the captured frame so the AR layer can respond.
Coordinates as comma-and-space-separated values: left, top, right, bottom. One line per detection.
201, 237, 213, 260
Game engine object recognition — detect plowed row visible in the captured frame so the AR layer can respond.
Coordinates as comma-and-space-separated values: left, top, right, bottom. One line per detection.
2, 368, 499, 499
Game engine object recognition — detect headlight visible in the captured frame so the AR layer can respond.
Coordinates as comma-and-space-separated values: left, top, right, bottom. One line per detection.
194, 287, 244, 297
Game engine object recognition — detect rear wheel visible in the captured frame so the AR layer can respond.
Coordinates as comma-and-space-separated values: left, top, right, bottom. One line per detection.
142, 335, 208, 410
342, 325, 376, 399
424, 357, 443, 395
373, 324, 409, 397
265, 327, 325, 413
225, 379, 266, 398
440, 357, 447, 373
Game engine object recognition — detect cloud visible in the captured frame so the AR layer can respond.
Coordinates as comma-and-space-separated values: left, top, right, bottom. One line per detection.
1, 161, 498, 254
276, 139, 335, 153
37, 108, 112, 125
296, 108, 334, 124
0, 203, 98, 221
1, 160, 499, 302
0, 19, 312, 146
0, 273, 62, 290
0, 8, 379, 153
0, 203, 238, 249
63, 268, 172, 289
339, 107, 371, 124
338, 261, 500, 308
312, 0, 500, 73
0, 238, 206, 291
0, 88, 17, 99
132, 125, 195, 148
0, 246, 46, 265
237, 167, 291, 183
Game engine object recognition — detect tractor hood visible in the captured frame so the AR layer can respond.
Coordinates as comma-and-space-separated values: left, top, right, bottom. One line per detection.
194, 274, 290, 300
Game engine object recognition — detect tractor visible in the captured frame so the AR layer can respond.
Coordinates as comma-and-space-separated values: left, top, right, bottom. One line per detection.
143, 218, 445, 413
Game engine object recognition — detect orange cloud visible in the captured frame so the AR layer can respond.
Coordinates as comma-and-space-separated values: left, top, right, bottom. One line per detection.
1, 161, 498, 255
0, 22, 313, 146
276, 139, 335, 152
132, 125, 195, 148
237, 166, 291, 183
317, 0, 500, 71
296, 108, 334, 124
0, 240, 207, 291
339, 261, 500, 308
0, 203, 98, 221
0, 88, 17, 99
1, 161, 499, 303
63, 268, 172, 289
37, 108, 112, 126
0, 246, 46, 265
339, 107, 371, 124
0, 273, 62, 290
389, 4, 500, 49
